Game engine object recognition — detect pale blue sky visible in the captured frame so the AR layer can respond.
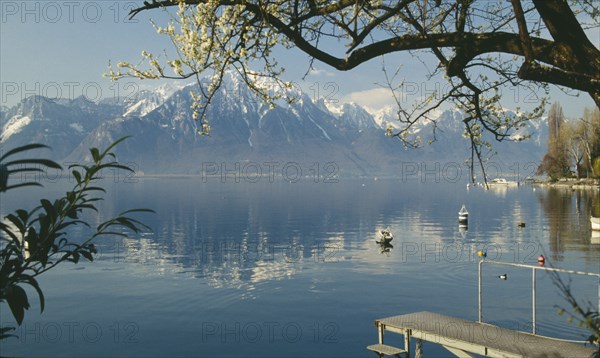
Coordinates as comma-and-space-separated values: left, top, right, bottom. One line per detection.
1, 1, 597, 118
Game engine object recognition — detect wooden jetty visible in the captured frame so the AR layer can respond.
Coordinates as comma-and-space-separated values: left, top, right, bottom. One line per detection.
368, 260, 600, 357
368, 311, 596, 357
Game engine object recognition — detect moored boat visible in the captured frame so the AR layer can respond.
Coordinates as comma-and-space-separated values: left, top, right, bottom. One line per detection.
592, 216, 600, 231
488, 178, 518, 186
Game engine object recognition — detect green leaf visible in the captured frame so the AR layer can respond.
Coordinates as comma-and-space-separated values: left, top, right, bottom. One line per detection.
81, 197, 103, 203
6, 167, 45, 175
92, 231, 129, 238
99, 163, 134, 173
0, 164, 8, 191
90, 148, 101, 163
70, 252, 80, 264
20, 275, 45, 313
72, 170, 82, 184
2, 182, 44, 192
5, 285, 30, 325
117, 217, 140, 230
119, 208, 155, 215
85, 166, 102, 180
100, 136, 131, 159
0, 222, 19, 242
65, 208, 78, 219
0, 326, 17, 340
121, 217, 152, 231
67, 163, 87, 172
40, 199, 57, 222
4, 159, 61, 169
5, 214, 26, 235
16, 210, 29, 223
82, 186, 106, 193
80, 251, 94, 262
76, 204, 99, 212
0, 144, 49, 161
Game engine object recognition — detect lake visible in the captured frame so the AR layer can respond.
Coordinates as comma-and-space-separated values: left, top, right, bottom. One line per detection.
1, 177, 599, 357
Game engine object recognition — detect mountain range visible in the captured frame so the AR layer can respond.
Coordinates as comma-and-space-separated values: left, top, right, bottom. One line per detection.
0, 73, 548, 179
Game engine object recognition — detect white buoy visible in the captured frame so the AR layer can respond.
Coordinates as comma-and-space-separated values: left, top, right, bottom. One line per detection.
458, 204, 469, 224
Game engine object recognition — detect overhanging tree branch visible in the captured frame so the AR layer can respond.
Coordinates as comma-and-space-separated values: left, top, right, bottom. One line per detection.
115, 0, 599, 168
128, 0, 599, 104
519, 62, 600, 96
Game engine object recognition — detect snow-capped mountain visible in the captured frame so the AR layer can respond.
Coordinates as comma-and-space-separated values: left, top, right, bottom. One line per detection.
121, 82, 185, 118
0, 74, 548, 177
325, 101, 379, 131
0, 95, 122, 159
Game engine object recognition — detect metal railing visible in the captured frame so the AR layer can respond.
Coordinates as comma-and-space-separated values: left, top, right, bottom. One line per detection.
478, 260, 600, 335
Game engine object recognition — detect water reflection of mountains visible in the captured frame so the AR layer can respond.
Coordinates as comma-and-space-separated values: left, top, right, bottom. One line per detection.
91, 179, 599, 287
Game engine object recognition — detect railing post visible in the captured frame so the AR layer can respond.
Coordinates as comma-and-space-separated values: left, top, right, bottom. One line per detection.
532, 268, 536, 335
478, 260, 483, 323
475, 260, 599, 336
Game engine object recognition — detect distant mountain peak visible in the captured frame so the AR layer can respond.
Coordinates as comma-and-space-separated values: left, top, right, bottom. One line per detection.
1, 77, 548, 175
122, 82, 189, 117
1, 115, 32, 143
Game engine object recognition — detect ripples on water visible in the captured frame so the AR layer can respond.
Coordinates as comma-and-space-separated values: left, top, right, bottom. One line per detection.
1, 179, 598, 357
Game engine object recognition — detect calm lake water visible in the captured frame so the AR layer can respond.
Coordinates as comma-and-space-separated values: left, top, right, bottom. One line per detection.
1, 177, 599, 357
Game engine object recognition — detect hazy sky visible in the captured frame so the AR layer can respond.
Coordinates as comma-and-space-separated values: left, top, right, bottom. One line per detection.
1, 1, 597, 118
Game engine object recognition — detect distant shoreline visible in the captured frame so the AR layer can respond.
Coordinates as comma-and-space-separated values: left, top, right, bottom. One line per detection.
534, 178, 600, 190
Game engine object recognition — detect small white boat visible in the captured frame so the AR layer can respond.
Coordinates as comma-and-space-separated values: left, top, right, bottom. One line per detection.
592, 216, 600, 231
378, 228, 394, 242
458, 205, 469, 223
488, 178, 518, 186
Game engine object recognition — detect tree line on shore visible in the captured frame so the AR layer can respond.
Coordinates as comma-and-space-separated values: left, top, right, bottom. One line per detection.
537, 103, 600, 181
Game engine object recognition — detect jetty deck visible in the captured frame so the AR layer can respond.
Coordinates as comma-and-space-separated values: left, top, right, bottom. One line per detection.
368, 311, 596, 357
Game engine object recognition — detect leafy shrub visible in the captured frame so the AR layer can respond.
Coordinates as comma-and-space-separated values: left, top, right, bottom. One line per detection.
0, 137, 152, 339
